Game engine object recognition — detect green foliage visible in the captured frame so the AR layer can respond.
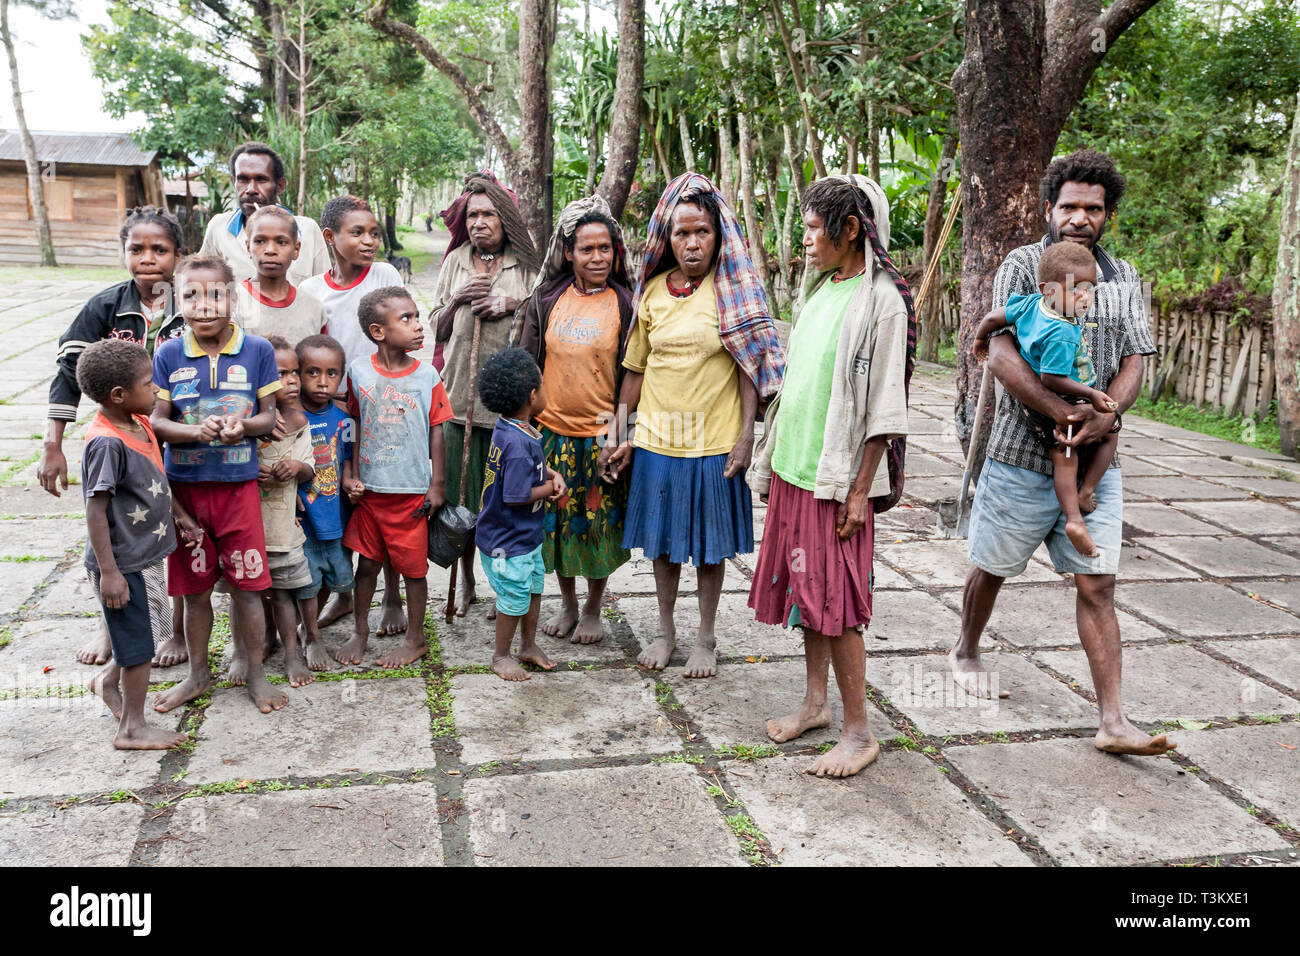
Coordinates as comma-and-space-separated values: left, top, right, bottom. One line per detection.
1130, 390, 1281, 454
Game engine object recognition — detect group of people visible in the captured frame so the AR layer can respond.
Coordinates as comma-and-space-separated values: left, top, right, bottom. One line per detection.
36, 138, 1173, 779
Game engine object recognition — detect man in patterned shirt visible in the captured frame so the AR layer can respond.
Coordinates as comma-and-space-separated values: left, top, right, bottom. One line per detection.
949, 149, 1175, 757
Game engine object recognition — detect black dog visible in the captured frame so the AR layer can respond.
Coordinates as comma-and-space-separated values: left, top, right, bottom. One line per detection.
387, 251, 413, 283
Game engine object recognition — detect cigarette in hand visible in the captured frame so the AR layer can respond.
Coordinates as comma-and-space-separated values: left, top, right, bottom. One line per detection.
1066, 423, 1072, 458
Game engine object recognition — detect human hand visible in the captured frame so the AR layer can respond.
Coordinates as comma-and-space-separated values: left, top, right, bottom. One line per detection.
174, 512, 204, 551
100, 568, 130, 610
1090, 391, 1120, 415
1054, 405, 1114, 447
218, 416, 245, 444
835, 488, 871, 541
973, 334, 989, 362
257, 462, 273, 483
471, 294, 511, 320
37, 446, 68, 497
344, 476, 365, 502
456, 274, 492, 306
425, 482, 446, 513
599, 441, 633, 482
195, 415, 222, 443
270, 460, 297, 482
269, 410, 287, 442
547, 468, 566, 502
724, 432, 754, 479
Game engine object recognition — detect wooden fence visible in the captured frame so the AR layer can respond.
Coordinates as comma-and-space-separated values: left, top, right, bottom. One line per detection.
1143, 304, 1275, 420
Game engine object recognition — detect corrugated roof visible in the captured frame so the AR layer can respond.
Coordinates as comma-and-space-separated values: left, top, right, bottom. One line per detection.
0, 130, 156, 167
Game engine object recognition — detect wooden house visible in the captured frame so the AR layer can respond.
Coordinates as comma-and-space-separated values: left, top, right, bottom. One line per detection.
0, 131, 166, 266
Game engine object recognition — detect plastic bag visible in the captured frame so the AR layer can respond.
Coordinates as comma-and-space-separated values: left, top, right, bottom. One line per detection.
426, 502, 477, 568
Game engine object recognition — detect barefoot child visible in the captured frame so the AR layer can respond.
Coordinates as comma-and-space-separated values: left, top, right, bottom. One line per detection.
40, 206, 191, 670
972, 241, 1118, 557
257, 335, 323, 686
233, 206, 327, 346
295, 334, 355, 644
475, 348, 565, 681
150, 255, 287, 715
338, 288, 452, 668
78, 340, 194, 750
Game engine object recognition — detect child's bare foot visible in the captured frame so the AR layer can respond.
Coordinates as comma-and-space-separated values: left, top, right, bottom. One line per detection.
317, 591, 353, 627
227, 649, 250, 686
247, 677, 288, 714
333, 633, 368, 666
114, 724, 189, 750
486, 603, 497, 621
153, 674, 212, 713
301, 631, 332, 672
88, 667, 123, 719
377, 637, 427, 669
766, 703, 831, 743
541, 604, 578, 638
455, 578, 475, 617
286, 652, 314, 687
261, 628, 279, 660
572, 611, 604, 644
637, 637, 675, 670
1065, 518, 1100, 557
152, 634, 188, 668
517, 645, 555, 671
683, 644, 716, 678
806, 727, 879, 778
948, 647, 1011, 699
1078, 488, 1099, 514
76, 630, 111, 665
492, 655, 531, 681
1095, 718, 1177, 756
377, 600, 407, 636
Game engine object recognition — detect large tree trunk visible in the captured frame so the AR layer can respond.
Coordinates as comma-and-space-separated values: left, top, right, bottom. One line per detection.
384, 205, 402, 251
919, 134, 957, 363
597, 0, 645, 218
516, 0, 555, 250
269, 0, 291, 123
1275, 93, 1300, 457
2, 0, 55, 267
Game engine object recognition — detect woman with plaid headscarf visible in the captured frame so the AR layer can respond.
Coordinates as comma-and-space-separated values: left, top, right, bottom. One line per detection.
600, 173, 784, 679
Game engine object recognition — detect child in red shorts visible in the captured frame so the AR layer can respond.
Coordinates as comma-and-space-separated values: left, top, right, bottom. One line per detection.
151, 254, 286, 715
339, 287, 453, 668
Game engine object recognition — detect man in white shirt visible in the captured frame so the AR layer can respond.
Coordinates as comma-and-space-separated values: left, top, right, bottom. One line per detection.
199, 142, 331, 285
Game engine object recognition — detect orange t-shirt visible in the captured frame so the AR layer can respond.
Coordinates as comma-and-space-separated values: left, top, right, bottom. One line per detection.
536, 286, 621, 438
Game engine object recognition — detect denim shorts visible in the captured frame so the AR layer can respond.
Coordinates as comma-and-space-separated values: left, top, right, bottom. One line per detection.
968, 457, 1122, 577
479, 544, 545, 617
296, 537, 355, 600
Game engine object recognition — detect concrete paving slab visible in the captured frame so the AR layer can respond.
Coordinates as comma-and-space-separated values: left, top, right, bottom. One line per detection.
0, 558, 57, 614
185, 679, 433, 784
866, 588, 964, 650
464, 763, 742, 866
1230, 579, 1300, 616
0, 803, 143, 866
603, 553, 713, 595
434, 598, 626, 669
1205, 638, 1300, 694
452, 669, 680, 765
1175, 724, 1300, 827
1123, 476, 1247, 500
0, 697, 173, 797
665, 659, 893, 749
871, 559, 910, 590
1174, 499, 1300, 536
1168, 439, 1291, 460
615, 592, 805, 660
727, 751, 1032, 866
0, 518, 85, 558
28, 565, 99, 616
946, 737, 1287, 864
1115, 581, 1300, 637
1139, 456, 1262, 478
158, 784, 443, 866
1116, 456, 1179, 476
1136, 535, 1300, 578
875, 538, 1061, 589
1122, 502, 1224, 536
1259, 536, 1300, 557
937, 584, 1166, 648
1037, 644, 1299, 722
1213, 476, 1300, 499
866, 652, 1096, 736
1123, 418, 1219, 442
1116, 543, 1202, 579
0, 486, 86, 516
907, 452, 962, 476
900, 475, 962, 504
0, 618, 105, 692
1118, 436, 1202, 457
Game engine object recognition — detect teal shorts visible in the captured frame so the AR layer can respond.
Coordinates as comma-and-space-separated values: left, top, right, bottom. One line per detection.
480, 544, 545, 616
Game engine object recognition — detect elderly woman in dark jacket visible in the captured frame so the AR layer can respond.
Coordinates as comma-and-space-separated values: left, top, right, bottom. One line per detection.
516, 196, 635, 644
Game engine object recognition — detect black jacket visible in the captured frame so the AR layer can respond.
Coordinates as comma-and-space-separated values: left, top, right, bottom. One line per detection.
48, 280, 185, 422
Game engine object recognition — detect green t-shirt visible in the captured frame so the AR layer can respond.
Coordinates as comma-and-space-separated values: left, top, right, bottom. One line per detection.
771, 274, 861, 491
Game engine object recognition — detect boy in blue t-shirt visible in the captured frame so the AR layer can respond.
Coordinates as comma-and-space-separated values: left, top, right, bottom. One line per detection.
972, 241, 1119, 558
475, 348, 566, 682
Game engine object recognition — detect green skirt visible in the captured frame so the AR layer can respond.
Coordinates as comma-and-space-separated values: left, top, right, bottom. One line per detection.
541, 427, 630, 580
443, 420, 493, 514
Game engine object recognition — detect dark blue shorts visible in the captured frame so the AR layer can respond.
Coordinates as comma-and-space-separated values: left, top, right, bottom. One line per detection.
297, 537, 355, 600
90, 561, 168, 668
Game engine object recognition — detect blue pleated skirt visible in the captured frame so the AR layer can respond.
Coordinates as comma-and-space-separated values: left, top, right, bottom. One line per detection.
622, 448, 754, 567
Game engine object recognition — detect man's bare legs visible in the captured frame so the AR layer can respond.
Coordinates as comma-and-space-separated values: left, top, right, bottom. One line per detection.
543, 574, 609, 644
1076, 573, 1175, 755
767, 632, 832, 742
637, 558, 681, 670
153, 589, 215, 712
686, 562, 724, 678
949, 567, 1011, 699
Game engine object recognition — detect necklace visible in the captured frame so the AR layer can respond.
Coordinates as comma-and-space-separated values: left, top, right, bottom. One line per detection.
666, 273, 700, 297
831, 266, 866, 283
477, 251, 497, 263
573, 282, 607, 296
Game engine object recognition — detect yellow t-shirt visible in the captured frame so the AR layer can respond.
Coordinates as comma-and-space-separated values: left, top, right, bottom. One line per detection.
622, 272, 741, 458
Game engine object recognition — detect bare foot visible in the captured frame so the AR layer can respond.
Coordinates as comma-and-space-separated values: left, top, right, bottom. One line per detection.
261, 627, 279, 661
377, 602, 407, 636
455, 578, 474, 617
88, 667, 123, 719
637, 637, 675, 671
683, 644, 717, 678
152, 634, 188, 668
286, 653, 314, 688
487, 603, 497, 621
492, 655, 531, 681
1065, 518, 1100, 558
517, 646, 556, 671
571, 611, 604, 645
333, 634, 368, 666
76, 630, 111, 666
1095, 720, 1177, 756
114, 724, 189, 750
153, 674, 212, 713
806, 728, 880, 778
1078, 488, 1099, 514
302, 631, 332, 672
317, 591, 353, 627
766, 704, 832, 743
227, 649, 250, 686
948, 647, 1010, 699
541, 604, 578, 638
377, 638, 428, 669
247, 678, 288, 714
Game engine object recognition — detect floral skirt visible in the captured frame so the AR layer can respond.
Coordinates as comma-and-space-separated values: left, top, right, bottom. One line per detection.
541, 427, 630, 580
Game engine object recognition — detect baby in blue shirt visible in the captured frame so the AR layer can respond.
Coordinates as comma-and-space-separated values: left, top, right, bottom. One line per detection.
973, 241, 1118, 557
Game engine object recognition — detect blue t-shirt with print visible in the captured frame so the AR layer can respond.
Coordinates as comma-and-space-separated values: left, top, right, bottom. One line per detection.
475, 418, 546, 559
153, 326, 282, 483
1005, 292, 1096, 386
297, 403, 352, 541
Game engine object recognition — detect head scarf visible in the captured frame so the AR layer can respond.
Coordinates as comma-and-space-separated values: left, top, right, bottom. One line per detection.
637, 172, 785, 401
533, 194, 632, 293
438, 170, 541, 274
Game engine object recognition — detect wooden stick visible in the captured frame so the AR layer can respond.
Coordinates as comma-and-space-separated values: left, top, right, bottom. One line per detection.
445, 310, 484, 625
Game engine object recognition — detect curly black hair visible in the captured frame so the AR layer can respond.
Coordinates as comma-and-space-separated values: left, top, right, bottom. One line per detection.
296, 333, 346, 369
1037, 241, 1097, 288
176, 254, 234, 286
562, 211, 621, 251
801, 178, 869, 250
229, 141, 285, 184
478, 347, 542, 416
357, 286, 416, 343
321, 194, 373, 234
76, 339, 152, 405
1041, 148, 1126, 212
119, 205, 184, 254
247, 204, 299, 239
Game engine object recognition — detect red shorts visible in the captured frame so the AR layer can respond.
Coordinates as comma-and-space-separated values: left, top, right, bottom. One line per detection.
343, 492, 428, 578
168, 481, 272, 595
